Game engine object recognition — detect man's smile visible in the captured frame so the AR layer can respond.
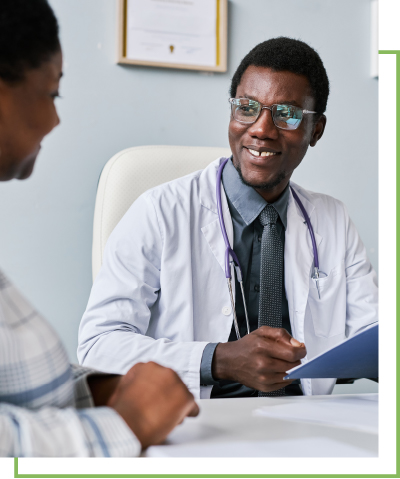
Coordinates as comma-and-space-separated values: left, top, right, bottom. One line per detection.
243, 146, 282, 167
244, 146, 281, 158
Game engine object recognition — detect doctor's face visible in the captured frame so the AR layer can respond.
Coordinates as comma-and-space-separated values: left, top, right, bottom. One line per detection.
228, 66, 326, 202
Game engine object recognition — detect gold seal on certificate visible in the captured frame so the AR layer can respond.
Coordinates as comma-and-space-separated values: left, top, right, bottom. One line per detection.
117, 0, 227, 72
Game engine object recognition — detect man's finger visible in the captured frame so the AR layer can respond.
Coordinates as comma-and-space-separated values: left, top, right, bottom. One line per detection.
257, 326, 292, 342
290, 337, 305, 348
187, 401, 200, 417
263, 339, 306, 363
264, 357, 303, 373
258, 326, 305, 347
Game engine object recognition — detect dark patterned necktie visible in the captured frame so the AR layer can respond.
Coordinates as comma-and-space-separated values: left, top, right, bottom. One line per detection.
258, 204, 285, 397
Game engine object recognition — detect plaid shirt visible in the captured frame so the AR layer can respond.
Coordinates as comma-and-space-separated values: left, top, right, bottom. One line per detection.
0, 269, 141, 457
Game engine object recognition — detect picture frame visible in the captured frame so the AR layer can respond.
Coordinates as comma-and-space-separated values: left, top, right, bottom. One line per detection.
117, 0, 228, 72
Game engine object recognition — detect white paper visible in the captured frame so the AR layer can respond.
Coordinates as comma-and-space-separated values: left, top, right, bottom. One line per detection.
147, 436, 376, 457
254, 394, 378, 435
126, 0, 217, 66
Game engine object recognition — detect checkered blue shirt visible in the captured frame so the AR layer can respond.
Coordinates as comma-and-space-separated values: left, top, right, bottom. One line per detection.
0, 269, 141, 457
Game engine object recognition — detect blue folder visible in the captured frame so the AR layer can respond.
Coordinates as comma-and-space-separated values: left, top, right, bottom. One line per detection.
285, 323, 378, 379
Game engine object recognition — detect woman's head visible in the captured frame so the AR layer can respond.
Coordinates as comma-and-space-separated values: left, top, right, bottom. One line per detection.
0, 0, 62, 180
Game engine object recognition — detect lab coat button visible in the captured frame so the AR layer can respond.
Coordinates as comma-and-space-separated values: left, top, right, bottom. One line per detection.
222, 306, 231, 316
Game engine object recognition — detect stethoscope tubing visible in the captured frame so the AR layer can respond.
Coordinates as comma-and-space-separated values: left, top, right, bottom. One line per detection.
216, 157, 321, 338
217, 157, 320, 275
216, 157, 241, 279
289, 186, 319, 270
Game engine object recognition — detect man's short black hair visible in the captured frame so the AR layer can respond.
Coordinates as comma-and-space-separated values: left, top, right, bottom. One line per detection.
0, 0, 60, 83
230, 37, 330, 115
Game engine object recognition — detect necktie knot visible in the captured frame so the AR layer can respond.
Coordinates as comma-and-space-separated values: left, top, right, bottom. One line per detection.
259, 204, 278, 227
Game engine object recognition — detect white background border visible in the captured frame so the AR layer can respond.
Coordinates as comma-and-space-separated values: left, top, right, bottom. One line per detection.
2, 0, 397, 476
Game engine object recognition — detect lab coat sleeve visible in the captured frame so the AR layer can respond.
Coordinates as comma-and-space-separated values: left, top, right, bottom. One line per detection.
78, 192, 208, 399
343, 204, 378, 337
0, 403, 141, 457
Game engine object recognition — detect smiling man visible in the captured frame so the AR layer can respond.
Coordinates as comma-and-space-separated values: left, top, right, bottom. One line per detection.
79, 38, 378, 399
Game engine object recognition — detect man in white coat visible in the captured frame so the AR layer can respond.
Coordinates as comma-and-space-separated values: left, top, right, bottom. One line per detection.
78, 38, 378, 400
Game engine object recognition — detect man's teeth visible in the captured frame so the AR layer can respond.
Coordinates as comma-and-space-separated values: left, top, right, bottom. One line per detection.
248, 148, 276, 157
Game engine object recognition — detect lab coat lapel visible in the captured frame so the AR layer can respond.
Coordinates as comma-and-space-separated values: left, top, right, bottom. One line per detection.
199, 159, 234, 277
285, 184, 322, 343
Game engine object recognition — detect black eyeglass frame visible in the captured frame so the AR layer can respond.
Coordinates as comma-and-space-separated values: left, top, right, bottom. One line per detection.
229, 97, 317, 130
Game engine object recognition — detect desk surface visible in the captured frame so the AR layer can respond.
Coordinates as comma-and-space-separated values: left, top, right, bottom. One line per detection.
146, 393, 378, 457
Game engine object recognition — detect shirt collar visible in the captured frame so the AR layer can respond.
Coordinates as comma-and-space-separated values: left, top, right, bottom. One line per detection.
222, 158, 289, 229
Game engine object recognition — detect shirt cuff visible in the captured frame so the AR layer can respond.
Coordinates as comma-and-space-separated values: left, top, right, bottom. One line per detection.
71, 363, 99, 408
77, 407, 141, 457
72, 364, 121, 409
200, 343, 219, 386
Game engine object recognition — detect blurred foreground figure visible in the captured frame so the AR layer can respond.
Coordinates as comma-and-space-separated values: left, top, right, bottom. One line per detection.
0, 0, 198, 457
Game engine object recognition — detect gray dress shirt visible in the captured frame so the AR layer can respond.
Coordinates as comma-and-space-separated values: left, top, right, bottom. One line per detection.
200, 158, 302, 397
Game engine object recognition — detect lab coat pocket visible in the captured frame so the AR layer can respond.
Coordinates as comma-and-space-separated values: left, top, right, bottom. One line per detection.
308, 261, 346, 338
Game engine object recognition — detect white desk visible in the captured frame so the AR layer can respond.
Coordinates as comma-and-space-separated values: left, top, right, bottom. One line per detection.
146, 393, 378, 457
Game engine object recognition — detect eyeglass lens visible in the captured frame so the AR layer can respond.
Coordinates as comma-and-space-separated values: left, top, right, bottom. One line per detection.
232, 99, 303, 130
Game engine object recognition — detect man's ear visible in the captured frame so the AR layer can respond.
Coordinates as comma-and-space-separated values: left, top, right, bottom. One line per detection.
310, 114, 326, 147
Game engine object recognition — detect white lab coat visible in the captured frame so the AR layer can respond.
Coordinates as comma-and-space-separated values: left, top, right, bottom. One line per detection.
78, 158, 378, 399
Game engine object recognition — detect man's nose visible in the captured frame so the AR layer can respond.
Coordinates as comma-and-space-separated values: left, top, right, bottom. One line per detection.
247, 108, 279, 140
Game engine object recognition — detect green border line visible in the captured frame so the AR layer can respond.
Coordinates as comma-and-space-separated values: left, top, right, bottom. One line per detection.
13, 50, 397, 479
12, 468, 400, 479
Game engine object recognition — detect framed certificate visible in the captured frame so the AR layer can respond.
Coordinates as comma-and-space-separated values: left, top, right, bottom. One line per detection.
117, 0, 227, 72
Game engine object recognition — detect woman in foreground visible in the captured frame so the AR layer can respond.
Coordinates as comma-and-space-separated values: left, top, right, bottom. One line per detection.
0, 0, 198, 457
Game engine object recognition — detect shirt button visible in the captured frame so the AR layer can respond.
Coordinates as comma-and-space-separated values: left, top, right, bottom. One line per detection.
222, 306, 231, 316
258, 235, 262, 242
254, 284, 260, 292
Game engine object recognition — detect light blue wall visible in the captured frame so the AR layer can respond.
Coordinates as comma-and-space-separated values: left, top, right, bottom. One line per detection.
0, 0, 377, 362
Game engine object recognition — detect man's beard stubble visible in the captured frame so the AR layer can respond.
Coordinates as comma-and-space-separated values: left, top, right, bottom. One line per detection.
235, 162, 287, 192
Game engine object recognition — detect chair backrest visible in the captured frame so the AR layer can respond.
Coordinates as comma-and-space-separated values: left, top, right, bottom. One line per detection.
92, 145, 231, 280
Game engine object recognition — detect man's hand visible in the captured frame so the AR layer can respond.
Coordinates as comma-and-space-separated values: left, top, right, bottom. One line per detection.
212, 326, 306, 392
106, 362, 199, 449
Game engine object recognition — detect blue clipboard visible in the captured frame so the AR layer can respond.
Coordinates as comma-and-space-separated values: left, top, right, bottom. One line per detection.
285, 323, 378, 379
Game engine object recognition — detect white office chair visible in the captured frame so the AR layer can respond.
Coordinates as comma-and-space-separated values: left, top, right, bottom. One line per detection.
92, 145, 231, 281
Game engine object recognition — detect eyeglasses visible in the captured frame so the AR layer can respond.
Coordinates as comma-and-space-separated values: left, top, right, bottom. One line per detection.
229, 98, 316, 130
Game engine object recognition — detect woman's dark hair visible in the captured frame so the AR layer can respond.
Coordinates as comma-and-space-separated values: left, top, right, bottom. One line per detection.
0, 0, 60, 83
230, 37, 330, 115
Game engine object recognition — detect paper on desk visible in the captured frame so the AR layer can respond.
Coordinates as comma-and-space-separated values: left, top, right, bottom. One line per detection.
254, 394, 378, 434
146, 436, 376, 457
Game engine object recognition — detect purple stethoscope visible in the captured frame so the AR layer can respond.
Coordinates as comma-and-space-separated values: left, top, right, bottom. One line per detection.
216, 157, 324, 340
